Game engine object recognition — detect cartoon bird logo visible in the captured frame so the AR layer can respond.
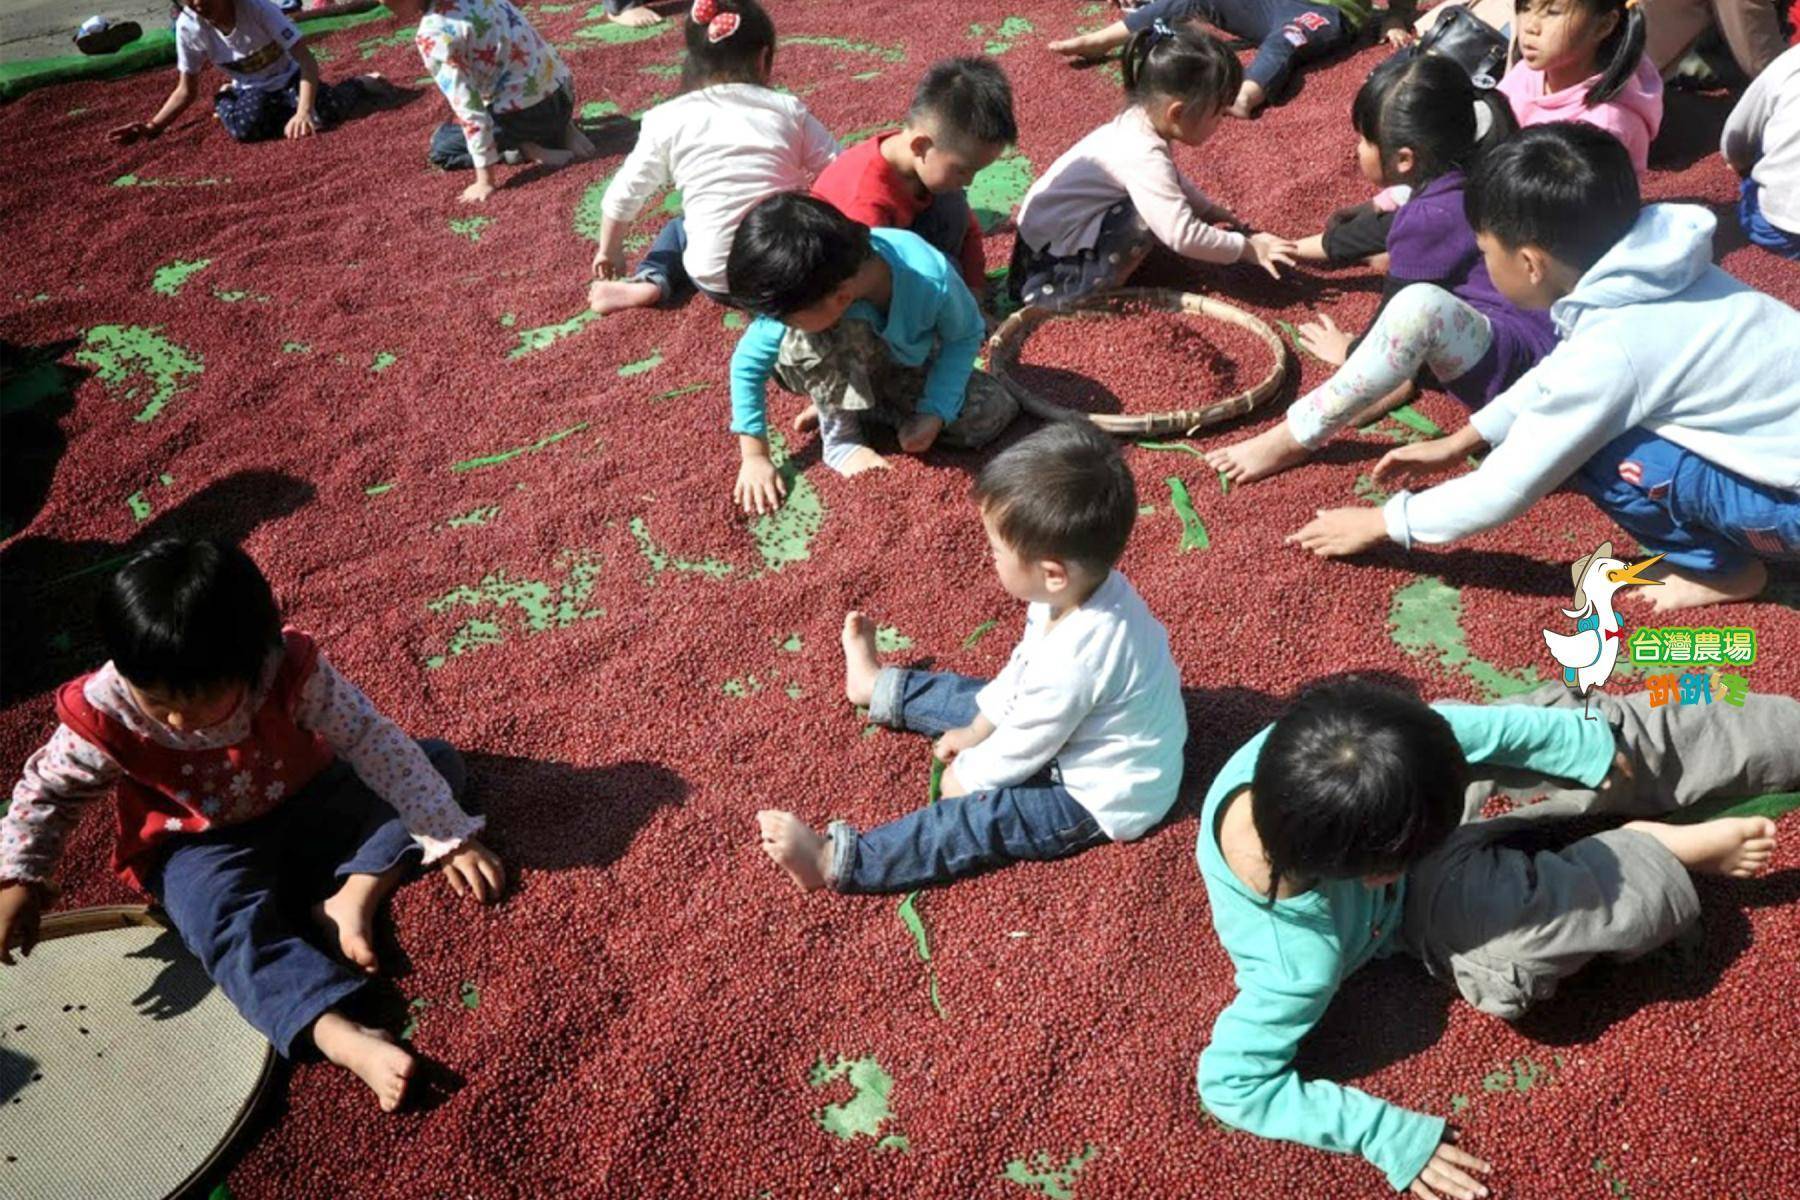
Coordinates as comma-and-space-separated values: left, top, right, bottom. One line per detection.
1542, 541, 1664, 719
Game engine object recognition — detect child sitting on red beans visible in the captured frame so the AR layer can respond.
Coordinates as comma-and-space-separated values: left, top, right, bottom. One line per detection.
757, 422, 1188, 893
1197, 678, 1794, 1199
0, 538, 504, 1113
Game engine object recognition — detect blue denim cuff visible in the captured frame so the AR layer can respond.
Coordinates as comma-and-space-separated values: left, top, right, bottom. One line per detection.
825, 820, 858, 891
868, 666, 907, 728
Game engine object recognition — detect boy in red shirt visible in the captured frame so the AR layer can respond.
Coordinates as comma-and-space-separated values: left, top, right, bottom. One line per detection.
811, 56, 1017, 300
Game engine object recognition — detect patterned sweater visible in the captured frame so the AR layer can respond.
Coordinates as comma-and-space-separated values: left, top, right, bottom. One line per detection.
415, 0, 571, 169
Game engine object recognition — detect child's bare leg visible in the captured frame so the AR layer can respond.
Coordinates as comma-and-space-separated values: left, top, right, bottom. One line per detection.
793, 403, 820, 432
1623, 816, 1777, 878
841, 611, 882, 707
1629, 558, 1769, 613
1228, 80, 1267, 119
607, 2, 664, 26
589, 279, 662, 315
312, 859, 408, 974
839, 446, 892, 476
756, 810, 831, 891
1205, 420, 1312, 483
312, 1010, 415, 1112
1048, 22, 1128, 59
565, 121, 596, 161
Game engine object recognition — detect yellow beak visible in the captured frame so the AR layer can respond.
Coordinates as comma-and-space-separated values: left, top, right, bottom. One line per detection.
1607, 553, 1666, 587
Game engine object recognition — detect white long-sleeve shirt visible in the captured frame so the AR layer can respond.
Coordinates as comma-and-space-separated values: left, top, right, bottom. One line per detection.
601, 83, 839, 295
1015, 105, 1245, 264
955, 571, 1187, 841
1722, 44, 1800, 235
1383, 205, 1800, 548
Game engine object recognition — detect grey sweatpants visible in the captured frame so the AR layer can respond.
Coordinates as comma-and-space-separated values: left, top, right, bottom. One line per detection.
1401, 684, 1800, 1020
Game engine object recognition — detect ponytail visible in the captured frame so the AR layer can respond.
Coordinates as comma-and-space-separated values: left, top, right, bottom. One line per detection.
1583, 0, 1647, 108
1352, 54, 1489, 187
682, 0, 777, 91
1121, 21, 1241, 114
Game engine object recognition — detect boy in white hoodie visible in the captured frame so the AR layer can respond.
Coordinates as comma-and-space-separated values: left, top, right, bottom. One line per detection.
1289, 123, 1800, 612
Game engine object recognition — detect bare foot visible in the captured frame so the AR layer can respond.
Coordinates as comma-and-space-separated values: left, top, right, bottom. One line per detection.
793, 403, 820, 432
841, 610, 881, 707
1205, 422, 1311, 484
313, 1012, 415, 1112
607, 3, 664, 26
839, 446, 892, 477
1623, 559, 1768, 613
1625, 816, 1778, 878
520, 140, 574, 168
565, 122, 597, 162
1048, 35, 1112, 60
312, 868, 403, 974
589, 278, 662, 315
756, 810, 831, 891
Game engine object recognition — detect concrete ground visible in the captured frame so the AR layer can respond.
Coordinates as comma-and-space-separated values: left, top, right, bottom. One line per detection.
0, 0, 175, 65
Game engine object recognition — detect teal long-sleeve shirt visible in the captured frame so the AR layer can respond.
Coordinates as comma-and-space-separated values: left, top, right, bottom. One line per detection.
1195, 702, 1616, 1192
728, 227, 984, 440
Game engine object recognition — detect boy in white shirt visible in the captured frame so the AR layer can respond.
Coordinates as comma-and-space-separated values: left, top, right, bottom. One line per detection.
757, 422, 1188, 893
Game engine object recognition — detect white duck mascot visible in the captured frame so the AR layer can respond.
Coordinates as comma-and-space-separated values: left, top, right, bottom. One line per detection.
1542, 541, 1664, 719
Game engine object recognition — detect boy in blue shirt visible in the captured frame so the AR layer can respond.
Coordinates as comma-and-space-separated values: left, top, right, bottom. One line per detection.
724, 192, 1019, 514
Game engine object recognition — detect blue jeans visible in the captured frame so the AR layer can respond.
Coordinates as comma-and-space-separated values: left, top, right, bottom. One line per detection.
632, 218, 733, 306
1570, 426, 1800, 575
214, 74, 362, 144
144, 740, 467, 1056
1125, 0, 1354, 93
828, 669, 1108, 894
1739, 178, 1800, 261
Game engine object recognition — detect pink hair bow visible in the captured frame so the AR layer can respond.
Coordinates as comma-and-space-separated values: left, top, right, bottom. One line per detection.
690, 0, 740, 41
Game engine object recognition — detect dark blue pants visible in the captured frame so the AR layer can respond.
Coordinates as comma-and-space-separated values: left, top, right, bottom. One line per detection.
1570, 426, 1800, 575
1739, 178, 1800, 261
828, 670, 1108, 894
426, 84, 575, 171
1125, 0, 1353, 93
214, 75, 361, 144
632, 217, 733, 306
909, 187, 975, 273
145, 740, 468, 1056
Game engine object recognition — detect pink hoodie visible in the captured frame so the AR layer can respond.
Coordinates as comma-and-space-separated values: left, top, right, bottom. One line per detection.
1497, 57, 1664, 174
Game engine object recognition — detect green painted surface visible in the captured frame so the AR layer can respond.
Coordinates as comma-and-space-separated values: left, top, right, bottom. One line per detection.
618, 348, 664, 377
1165, 477, 1209, 552
580, 99, 620, 119
399, 997, 430, 1041
371, 351, 399, 374
1592, 1157, 1634, 1200
76, 324, 204, 422
357, 27, 415, 59
780, 634, 804, 652
364, 482, 398, 497
126, 491, 152, 522
112, 174, 229, 188
1002, 1145, 1100, 1199
1353, 473, 1389, 506
783, 34, 906, 62
574, 171, 616, 241
746, 431, 824, 573
450, 422, 590, 473
851, 70, 882, 81
212, 286, 271, 304
1480, 1053, 1560, 1094
151, 259, 211, 296
896, 759, 947, 1017
423, 551, 605, 669
570, 10, 670, 44
650, 382, 708, 402
723, 310, 747, 330
875, 625, 913, 652
449, 216, 493, 243
1388, 577, 1544, 699
459, 981, 481, 1010
1667, 790, 1800, 826
445, 505, 501, 529
970, 16, 1036, 54
507, 310, 600, 358
631, 516, 732, 583
968, 153, 1035, 232
962, 619, 998, 648
808, 1055, 902, 1142
282, 341, 311, 354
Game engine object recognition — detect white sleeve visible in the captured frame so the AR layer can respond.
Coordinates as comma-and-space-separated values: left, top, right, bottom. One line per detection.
956, 656, 1099, 792
174, 20, 208, 75
247, 0, 302, 50
601, 114, 674, 222
1721, 66, 1771, 172
797, 106, 841, 177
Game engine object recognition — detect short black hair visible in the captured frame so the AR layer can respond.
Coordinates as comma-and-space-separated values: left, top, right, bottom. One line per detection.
972, 421, 1136, 575
1122, 23, 1241, 114
682, 0, 777, 90
1351, 53, 1515, 188
727, 192, 872, 318
1249, 680, 1468, 901
907, 56, 1018, 150
97, 537, 282, 694
1466, 123, 1640, 272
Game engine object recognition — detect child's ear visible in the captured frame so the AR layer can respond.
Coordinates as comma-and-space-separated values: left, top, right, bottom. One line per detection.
1163, 99, 1188, 131
1389, 146, 1417, 180
1520, 245, 1552, 287
1041, 558, 1071, 594
909, 130, 935, 162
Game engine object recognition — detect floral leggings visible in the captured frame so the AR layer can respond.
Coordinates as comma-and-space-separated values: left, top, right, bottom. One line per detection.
1286, 284, 1492, 449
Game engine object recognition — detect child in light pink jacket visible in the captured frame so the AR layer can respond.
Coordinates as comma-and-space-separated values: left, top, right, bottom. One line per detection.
1499, 0, 1663, 174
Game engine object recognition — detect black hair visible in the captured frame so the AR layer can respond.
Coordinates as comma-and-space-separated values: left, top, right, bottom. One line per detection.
971, 421, 1136, 575
1512, 0, 1647, 107
1351, 53, 1515, 187
96, 537, 282, 695
1249, 679, 1468, 902
1121, 23, 1242, 116
907, 56, 1018, 150
1465, 122, 1639, 271
682, 0, 777, 90
726, 192, 872, 317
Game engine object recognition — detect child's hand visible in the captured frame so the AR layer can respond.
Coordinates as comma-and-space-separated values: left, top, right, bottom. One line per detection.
1286, 506, 1388, 558
1372, 438, 1466, 489
1241, 232, 1297, 280
735, 454, 787, 515
1296, 312, 1353, 365
592, 245, 626, 280
284, 109, 318, 139
1408, 1136, 1492, 1200
933, 724, 987, 764
0, 882, 45, 966
897, 414, 944, 454
461, 179, 497, 204
441, 838, 506, 904
108, 121, 159, 145
1385, 26, 1418, 50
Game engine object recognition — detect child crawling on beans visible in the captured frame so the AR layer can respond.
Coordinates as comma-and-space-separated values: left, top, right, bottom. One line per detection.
758, 422, 1188, 893
0, 538, 504, 1112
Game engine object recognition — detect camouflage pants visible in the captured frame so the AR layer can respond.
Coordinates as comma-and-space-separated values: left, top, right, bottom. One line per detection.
774, 320, 1019, 472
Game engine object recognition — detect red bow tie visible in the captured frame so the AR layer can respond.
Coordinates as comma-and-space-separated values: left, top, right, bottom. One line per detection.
1604, 627, 1624, 642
